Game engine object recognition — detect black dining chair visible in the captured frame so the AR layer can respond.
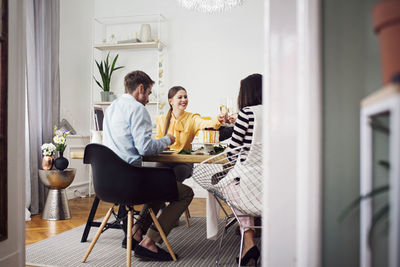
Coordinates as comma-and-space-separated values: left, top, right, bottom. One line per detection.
81, 144, 179, 266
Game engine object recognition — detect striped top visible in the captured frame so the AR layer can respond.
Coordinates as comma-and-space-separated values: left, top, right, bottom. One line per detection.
228, 107, 254, 161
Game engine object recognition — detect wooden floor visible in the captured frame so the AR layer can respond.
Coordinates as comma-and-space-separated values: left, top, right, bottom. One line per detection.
25, 196, 212, 246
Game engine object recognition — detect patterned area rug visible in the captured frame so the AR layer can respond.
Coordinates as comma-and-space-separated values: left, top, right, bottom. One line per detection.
26, 217, 252, 266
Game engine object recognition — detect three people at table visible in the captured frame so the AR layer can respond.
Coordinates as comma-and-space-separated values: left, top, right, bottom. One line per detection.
102, 70, 194, 261
103, 69, 262, 263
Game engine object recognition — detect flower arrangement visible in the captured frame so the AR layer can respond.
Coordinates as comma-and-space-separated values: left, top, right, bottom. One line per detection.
41, 143, 56, 156
53, 125, 70, 153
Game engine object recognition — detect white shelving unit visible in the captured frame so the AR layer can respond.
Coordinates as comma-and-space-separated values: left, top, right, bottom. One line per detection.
91, 14, 167, 133
360, 83, 400, 267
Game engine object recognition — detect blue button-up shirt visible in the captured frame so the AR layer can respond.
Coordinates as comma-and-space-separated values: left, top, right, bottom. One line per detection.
103, 94, 170, 165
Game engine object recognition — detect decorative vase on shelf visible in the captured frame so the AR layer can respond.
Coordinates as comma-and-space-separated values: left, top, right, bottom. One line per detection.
54, 151, 69, 171
140, 24, 151, 42
41, 156, 53, 170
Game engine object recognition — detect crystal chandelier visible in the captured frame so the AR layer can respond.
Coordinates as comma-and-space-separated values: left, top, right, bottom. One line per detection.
177, 0, 244, 13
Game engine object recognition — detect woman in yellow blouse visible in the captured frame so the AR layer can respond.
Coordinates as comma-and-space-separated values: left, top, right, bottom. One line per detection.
156, 86, 225, 181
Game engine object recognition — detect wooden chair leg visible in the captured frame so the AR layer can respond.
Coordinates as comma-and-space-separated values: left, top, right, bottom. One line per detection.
187, 208, 191, 218
82, 207, 113, 263
148, 208, 177, 262
126, 209, 133, 267
184, 208, 190, 228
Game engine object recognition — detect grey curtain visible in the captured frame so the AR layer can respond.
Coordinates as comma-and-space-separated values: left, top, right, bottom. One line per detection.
26, 0, 60, 215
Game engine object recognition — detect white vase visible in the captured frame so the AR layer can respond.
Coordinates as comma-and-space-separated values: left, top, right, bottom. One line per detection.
140, 24, 151, 42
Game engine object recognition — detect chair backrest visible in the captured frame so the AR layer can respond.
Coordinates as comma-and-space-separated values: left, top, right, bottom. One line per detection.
84, 143, 178, 205
192, 143, 263, 216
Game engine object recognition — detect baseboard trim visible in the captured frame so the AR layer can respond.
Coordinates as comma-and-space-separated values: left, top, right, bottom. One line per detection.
66, 182, 89, 199
0, 250, 23, 266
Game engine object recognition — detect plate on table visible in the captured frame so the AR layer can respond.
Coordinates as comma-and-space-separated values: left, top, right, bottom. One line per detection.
160, 150, 175, 154
192, 143, 226, 154
192, 142, 220, 146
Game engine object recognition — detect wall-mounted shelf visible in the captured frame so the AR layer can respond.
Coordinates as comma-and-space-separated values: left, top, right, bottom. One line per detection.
94, 41, 165, 51
93, 101, 158, 106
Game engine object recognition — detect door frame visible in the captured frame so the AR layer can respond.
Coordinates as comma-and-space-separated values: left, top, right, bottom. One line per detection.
0, 0, 8, 243
263, 0, 322, 266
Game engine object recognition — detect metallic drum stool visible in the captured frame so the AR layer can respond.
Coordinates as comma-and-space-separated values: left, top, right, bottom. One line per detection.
39, 168, 76, 220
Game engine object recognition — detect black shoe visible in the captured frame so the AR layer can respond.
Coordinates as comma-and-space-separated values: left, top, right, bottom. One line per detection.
134, 244, 178, 261
121, 236, 139, 250
236, 246, 260, 266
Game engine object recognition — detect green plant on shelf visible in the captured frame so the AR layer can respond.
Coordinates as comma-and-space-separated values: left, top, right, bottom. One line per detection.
338, 180, 389, 247
94, 52, 124, 92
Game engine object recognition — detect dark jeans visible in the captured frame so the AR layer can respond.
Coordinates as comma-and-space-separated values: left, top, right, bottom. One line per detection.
156, 162, 193, 182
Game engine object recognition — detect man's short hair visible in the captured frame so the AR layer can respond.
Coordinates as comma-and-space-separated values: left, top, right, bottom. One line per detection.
124, 70, 155, 94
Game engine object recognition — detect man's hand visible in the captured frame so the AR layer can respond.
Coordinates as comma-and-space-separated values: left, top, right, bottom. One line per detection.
166, 134, 176, 145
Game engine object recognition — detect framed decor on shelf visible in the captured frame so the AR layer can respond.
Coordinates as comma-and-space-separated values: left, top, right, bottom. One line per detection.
0, 0, 8, 242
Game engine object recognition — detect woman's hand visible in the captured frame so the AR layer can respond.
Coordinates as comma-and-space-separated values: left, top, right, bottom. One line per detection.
227, 113, 238, 124
217, 113, 227, 123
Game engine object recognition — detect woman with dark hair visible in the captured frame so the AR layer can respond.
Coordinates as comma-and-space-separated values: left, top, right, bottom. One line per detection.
228, 73, 262, 156
227, 73, 263, 266
155, 86, 226, 181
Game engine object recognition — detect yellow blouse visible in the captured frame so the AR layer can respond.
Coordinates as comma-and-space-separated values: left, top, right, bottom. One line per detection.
156, 112, 221, 152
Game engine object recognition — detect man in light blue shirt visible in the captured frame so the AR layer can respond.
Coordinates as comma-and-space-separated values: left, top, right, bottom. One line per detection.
102, 70, 193, 261
103, 78, 173, 165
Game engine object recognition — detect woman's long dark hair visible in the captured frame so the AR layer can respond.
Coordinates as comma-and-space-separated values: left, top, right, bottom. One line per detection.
238, 74, 262, 110
164, 86, 187, 135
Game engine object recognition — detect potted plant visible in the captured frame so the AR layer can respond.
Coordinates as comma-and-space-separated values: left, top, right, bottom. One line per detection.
53, 125, 70, 171
40, 143, 56, 170
373, 0, 400, 84
339, 116, 391, 247
94, 52, 124, 101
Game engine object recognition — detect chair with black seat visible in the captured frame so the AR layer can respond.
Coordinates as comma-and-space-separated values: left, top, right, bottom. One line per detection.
81, 143, 179, 266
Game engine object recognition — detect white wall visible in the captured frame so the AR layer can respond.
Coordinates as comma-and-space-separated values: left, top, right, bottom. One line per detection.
60, 0, 94, 135
60, 0, 264, 135
0, 0, 26, 266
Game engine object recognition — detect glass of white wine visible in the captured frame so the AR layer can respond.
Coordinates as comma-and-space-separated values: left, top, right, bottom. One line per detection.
226, 97, 236, 115
226, 97, 237, 125
219, 97, 228, 116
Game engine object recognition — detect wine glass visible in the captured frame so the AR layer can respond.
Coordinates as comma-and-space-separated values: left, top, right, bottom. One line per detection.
226, 97, 234, 116
226, 97, 237, 124
219, 97, 228, 123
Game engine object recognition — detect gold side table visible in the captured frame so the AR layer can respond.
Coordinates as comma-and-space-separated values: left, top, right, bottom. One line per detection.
39, 168, 76, 220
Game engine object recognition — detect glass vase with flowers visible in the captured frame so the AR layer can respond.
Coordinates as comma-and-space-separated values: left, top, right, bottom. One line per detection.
53, 125, 70, 171
41, 143, 56, 170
